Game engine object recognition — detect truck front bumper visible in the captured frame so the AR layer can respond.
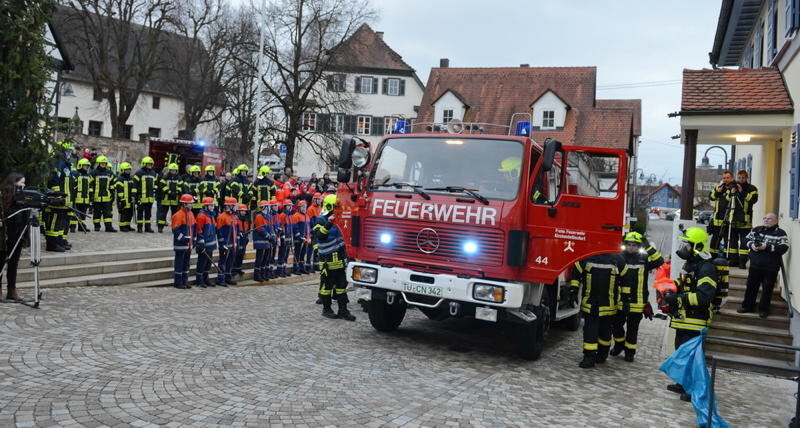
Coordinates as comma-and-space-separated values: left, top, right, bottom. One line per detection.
347, 262, 525, 309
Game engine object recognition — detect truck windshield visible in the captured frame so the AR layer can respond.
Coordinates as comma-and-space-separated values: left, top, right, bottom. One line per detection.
370, 137, 524, 201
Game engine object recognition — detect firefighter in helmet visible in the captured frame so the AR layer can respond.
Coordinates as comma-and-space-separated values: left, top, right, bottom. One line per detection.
90, 155, 117, 232
157, 163, 183, 232
115, 162, 136, 232
216, 197, 240, 286
172, 194, 196, 289
571, 252, 628, 368
610, 231, 663, 362
252, 166, 277, 210
184, 165, 204, 216
198, 165, 219, 212
663, 227, 718, 402
229, 164, 253, 207
133, 156, 158, 233
195, 197, 218, 287
313, 194, 356, 321
72, 158, 93, 231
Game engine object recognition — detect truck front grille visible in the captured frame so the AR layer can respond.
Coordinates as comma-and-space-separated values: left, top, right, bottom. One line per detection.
363, 218, 505, 267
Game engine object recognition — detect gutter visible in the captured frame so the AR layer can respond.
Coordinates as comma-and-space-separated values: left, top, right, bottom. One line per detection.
675, 109, 794, 116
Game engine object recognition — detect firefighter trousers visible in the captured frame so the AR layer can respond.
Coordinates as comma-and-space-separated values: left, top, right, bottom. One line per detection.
157, 204, 179, 228
743, 266, 779, 313
173, 250, 191, 287
75, 203, 90, 229
612, 312, 643, 353
92, 202, 113, 230
292, 241, 306, 271
196, 249, 214, 283
44, 208, 68, 246
318, 265, 349, 311
709, 224, 744, 261
233, 248, 245, 272
216, 247, 234, 284
582, 313, 612, 356
119, 206, 134, 228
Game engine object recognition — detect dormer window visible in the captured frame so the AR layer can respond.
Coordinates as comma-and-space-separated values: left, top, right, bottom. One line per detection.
443, 109, 454, 124
542, 110, 555, 129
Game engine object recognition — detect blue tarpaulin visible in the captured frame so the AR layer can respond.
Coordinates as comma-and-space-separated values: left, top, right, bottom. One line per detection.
659, 328, 730, 428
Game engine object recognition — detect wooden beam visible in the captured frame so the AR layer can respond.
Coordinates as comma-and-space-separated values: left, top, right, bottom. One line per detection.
680, 129, 698, 220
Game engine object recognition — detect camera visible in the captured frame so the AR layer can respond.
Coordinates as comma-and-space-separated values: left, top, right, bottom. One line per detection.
14, 189, 66, 209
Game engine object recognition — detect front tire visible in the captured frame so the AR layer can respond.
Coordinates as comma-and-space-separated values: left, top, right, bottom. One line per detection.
368, 299, 407, 332
516, 290, 551, 360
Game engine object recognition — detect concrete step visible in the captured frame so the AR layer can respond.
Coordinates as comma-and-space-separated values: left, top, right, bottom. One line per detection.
714, 308, 790, 330
723, 296, 789, 314
38, 248, 174, 267
708, 321, 792, 345
705, 338, 795, 362
705, 350, 799, 378
727, 283, 782, 299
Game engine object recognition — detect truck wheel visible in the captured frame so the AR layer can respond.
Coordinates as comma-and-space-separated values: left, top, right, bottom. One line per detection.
368, 299, 407, 332
558, 312, 582, 331
517, 291, 551, 360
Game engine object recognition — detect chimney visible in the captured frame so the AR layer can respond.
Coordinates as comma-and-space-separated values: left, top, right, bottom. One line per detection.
440, 58, 450, 68
375, 31, 384, 39
520, 64, 530, 67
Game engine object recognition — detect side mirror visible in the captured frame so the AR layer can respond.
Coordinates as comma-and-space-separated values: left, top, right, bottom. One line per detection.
542, 138, 562, 172
337, 168, 351, 183
337, 137, 356, 169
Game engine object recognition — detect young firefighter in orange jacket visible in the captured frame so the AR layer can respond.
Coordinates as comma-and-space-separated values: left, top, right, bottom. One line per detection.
276, 199, 294, 277
253, 200, 275, 282
172, 194, 196, 289
195, 197, 218, 288
292, 200, 312, 274
306, 193, 323, 272
216, 197, 239, 286
232, 204, 250, 276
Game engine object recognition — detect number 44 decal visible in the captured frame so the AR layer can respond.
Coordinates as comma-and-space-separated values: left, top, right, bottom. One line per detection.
535, 256, 549, 265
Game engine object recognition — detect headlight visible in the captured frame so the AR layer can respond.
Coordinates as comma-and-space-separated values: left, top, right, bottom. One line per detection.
352, 266, 378, 283
352, 146, 371, 168
473, 284, 505, 303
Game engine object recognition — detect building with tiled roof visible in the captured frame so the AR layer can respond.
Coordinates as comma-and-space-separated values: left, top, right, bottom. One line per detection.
681, 67, 792, 114
294, 24, 425, 177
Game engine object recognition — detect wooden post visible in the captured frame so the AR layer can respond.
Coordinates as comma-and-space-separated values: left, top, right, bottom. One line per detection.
680, 129, 698, 220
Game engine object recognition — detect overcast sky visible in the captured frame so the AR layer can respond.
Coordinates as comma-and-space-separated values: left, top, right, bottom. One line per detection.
369, 1, 724, 184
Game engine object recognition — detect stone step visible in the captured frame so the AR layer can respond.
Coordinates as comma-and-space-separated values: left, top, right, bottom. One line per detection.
727, 283, 782, 299
723, 296, 789, 314
713, 308, 790, 329
705, 350, 799, 378
38, 248, 174, 267
708, 321, 792, 345
705, 338, 795, 362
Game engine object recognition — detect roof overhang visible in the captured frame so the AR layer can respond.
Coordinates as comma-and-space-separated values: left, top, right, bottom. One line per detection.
710, 0, 762, 67
680, 112, 792, 145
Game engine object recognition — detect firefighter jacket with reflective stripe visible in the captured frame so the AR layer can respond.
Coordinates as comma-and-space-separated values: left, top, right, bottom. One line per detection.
731, 182, 758, 228
307, 205, 321, 246
198, 175, 219, 199
619, 245, 664, 313
745, 225, 789, 271
114, 173, 135, 209
709, 184, 733, 227
133, 168, 158, 203
670, 258, 718, 332
252, 177, 277, 206
171, 208, 196, 251
313, 216, 346, 269
229, 176, 252, 204
90, 167, 116, 202
158, 174, 183, 206
570, 253, 628, 317
195, 209, 217, 251
73, 169, 93, 204
237, 215, 250, 249
48, 171, 74, 207
216, 211, 239, 250
253, 212, 274, 249
46, 172, 69, 210
184, 176, 203, 209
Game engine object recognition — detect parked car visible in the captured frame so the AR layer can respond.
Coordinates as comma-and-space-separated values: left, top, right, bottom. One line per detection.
695, 210, 712, 224
665, 210, 676, 221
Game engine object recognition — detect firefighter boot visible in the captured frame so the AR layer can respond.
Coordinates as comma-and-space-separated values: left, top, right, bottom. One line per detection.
579, 351, 596, 369
46, 237, 65, 252
145, 224, 155, 233
253, 269, 262, 282
596, 348, 609, 364
337, 308, 356, 322
137, 224, 143, 233
204, 274, 214, 287
158, 226, 164, 233
321, 295, 336, 318
196, 275, 206, 288
106, 225, 118, 232
70, 225, 76, 233
624, 349, 635, 362
610, 341, 625, 356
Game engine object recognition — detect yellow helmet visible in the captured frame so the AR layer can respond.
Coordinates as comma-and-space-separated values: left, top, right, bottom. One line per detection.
119, 162, 132, 172
205, 165, 215, 173
141, 156, 154, 167
259, 166, 271, 176
498, 157, 522, 177
96, 155, 109, 165
679, 227, 709, 255
78, 158, 91, 167
189, 165, 201, 173
623, 231, 643, 244
323, 194, 337, 212
237, 164, 249, 174
168, 163, 179, 172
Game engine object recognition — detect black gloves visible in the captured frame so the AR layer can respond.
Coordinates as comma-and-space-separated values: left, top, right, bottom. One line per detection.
643, 303, 654, 320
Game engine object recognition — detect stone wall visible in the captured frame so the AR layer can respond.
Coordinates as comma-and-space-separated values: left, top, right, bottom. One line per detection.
57, 132, 148, 167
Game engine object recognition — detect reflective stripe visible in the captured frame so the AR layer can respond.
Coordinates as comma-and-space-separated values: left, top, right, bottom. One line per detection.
621, 287, 631, 293
583, 342, 598, 351
614, 337, 625, 343
598, 339, 611, 346
688, 293, 699, 306
648, 252, 662, 262
574, 263, 584, 273
697, 277, 717, 288
570, 280, 580, 288
624, 342, 637, 350
586, 263, 618, 270
174, 246, 190, 250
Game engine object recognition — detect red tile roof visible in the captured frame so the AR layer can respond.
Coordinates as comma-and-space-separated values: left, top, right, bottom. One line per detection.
574, 109, 633, 151
329, 24, 415, 73
681, 67, 793, 114
596, 99, 641, 136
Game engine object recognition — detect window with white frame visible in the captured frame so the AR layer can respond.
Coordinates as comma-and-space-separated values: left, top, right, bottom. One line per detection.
384, 117, 399, 134
542, 110, 555, 129
360, 77, 373, 94
387, 78, 400, 96
302, 113, 317, 131
333, 114, 344, 133
357, 116, 371, 135
442, 109, 454, 124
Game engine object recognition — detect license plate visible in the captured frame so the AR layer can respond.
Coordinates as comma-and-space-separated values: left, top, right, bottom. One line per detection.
402, 281, 442, 297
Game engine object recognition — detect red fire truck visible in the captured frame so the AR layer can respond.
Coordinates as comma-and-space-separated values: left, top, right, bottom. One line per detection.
335, 127, 628, 359
146, 137, 224, 173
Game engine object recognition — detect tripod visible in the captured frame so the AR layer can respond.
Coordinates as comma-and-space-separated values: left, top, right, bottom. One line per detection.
1, 207, 43, 308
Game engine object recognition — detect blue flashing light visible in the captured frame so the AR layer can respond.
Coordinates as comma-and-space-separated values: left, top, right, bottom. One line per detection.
463, 241, 478, 254
196, 139, 206, 147
515, 121, 531, 137
380, 233, 393, 244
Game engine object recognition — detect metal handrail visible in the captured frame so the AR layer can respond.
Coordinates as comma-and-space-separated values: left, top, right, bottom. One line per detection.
704, 335, 800, 425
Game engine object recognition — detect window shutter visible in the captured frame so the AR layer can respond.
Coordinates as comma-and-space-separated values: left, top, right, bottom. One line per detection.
791, 124, 800, 219
318, 114, 330, 132
327, 75, 333, 91
768, 0, 777, 61
754, 23, 763, 67
787, 0, 797, 36
399, 79, 405, 96
355, 77, 361, 94
345, 115, 357, 134
371, 117, 382, 135
372, 77, 379, 94
382, 78, 388, 95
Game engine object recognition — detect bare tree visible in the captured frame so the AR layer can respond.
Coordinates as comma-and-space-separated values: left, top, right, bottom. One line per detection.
258, 0, 376, 169
57, 0, 177, 138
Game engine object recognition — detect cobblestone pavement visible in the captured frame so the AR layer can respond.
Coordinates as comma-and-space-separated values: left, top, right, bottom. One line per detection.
0, 282, 795, 427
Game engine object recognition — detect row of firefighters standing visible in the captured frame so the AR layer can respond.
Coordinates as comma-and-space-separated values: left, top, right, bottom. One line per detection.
168, 192, 356, 321
42, 157, 288, 252
571, 227, 727, 402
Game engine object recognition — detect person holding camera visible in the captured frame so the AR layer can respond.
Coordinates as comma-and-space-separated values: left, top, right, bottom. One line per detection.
0, 173, 29, 301
730, 170, 758, 269
737, 213, 788, 318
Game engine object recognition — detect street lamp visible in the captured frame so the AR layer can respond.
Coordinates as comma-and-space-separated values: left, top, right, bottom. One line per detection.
701, 145, 728, 169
